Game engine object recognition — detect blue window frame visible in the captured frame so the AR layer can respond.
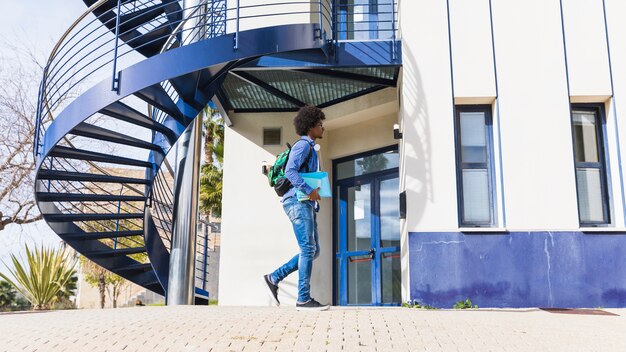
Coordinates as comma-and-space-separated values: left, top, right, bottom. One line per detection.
455, 105, 496, 227
571, 104, 611, 225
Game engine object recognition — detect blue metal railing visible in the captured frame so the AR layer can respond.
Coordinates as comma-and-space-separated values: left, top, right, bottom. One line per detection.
34, 0, 398, 158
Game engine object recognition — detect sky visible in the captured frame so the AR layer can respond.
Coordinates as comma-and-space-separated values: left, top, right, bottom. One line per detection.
0, 1, 183, 274
0, 1, 88, 274
0, 1, 84, 54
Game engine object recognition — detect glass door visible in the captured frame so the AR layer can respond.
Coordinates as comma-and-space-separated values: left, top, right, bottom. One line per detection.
334, 147, 400, 306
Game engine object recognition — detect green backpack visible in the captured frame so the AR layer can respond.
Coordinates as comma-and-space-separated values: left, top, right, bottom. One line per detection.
267, 140, 313, 196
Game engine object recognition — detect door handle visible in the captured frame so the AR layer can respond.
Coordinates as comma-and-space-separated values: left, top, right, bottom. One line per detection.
349, 249, 375, 263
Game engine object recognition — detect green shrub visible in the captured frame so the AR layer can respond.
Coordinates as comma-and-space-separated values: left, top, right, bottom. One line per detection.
453, 298, 478, 309
0, 245, 76, 310
402, 300, 438, 310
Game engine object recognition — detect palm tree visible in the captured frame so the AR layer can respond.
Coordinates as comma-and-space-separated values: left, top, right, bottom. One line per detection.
200, 107, 224, 217
0, 245, 77, 310
203, 107, 224, 165
200, 163, 223, 217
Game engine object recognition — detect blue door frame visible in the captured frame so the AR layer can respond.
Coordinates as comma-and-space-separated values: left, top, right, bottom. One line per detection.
332, 145, 400, 306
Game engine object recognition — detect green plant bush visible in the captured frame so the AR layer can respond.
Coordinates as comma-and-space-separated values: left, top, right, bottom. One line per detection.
453, 298, 478, 309
402, 300, 438, 310
0, 245, 76, 310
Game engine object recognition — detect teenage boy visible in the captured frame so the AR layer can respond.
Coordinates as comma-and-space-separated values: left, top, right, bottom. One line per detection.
264, 105, 329, 311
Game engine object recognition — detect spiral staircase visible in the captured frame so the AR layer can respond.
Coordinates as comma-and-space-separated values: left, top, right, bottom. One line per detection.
34, 0, 401, 301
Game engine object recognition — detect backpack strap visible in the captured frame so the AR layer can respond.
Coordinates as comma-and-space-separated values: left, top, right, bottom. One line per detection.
297, 140, 314, 173
300, 145, 313, 173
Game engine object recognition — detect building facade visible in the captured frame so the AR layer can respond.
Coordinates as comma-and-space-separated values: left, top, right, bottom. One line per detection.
218, 0, 626, 308
33, 0, 626, 309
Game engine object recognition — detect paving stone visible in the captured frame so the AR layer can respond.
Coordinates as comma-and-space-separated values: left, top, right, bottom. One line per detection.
0, 307, 625, 351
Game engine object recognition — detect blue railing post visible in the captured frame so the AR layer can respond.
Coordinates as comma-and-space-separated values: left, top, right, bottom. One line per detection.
114, 185, 124, 250
47, 157, 54, 192
234, 0, 240, 49
202, 222, 208, 291
111, 0, 122, 92
391, 0, 396, 61
34, 79, 44, 158
318, 0, 323, 39
332, 0, 338, 62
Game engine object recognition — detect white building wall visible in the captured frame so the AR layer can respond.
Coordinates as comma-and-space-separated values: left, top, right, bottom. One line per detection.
399, 0, 458, 233
604, 0, 626, 228
449, 0, 496, 101
561, 0, 612, 99
490, 0, 577, 230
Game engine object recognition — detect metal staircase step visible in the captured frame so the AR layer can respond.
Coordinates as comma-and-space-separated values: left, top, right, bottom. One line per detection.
45, 213, 144, 222
49, 146, 153, 168
126, 24, 171, 58
71, 122, 163, 152
134, 84, 187, 123
115, 263, 153, 273
38, 169, 149, 184
161, 0, 182, 26
99, 102, 177, 144
142, 279, 162, 288
37, 192, 146, 203
62, 230, 144, 241
119, 5, 166, 33
82, 0, 135, 31
86, 246, 147, 257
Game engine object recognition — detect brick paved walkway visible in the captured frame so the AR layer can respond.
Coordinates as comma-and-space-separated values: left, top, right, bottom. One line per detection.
0, 306, 624, 351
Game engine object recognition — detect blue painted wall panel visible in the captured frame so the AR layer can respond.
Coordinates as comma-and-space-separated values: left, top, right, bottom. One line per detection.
408, 231, 626, 308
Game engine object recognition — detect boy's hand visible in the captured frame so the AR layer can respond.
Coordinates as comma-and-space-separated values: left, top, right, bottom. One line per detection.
308, 188, 321, 201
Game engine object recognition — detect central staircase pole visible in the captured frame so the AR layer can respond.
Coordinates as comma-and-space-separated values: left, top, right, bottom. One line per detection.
167, 0, 205, 306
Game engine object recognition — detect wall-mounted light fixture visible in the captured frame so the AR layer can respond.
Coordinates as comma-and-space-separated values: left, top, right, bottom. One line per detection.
393, 124, 403, 139
399, 190, 406, 219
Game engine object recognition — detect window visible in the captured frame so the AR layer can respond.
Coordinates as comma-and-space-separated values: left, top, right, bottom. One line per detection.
571, 105, 610, 225
263, 128, 281, 146
337, 0, 395, 41
455, 105, 495, 226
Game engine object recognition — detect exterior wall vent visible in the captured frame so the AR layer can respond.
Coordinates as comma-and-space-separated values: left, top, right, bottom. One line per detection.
263, 128, 281, 146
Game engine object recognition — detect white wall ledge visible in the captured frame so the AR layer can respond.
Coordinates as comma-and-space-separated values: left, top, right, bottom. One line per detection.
579, 227, 626, 233
459, 227, 508, 233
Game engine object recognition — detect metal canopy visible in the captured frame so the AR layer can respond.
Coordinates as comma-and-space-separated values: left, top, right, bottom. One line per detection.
219, 66, 400, 113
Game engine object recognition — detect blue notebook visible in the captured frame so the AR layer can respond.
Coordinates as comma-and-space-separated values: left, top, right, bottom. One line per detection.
296, 171, 332, 201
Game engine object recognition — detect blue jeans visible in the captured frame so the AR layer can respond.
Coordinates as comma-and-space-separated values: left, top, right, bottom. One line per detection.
270, 198, 320, 303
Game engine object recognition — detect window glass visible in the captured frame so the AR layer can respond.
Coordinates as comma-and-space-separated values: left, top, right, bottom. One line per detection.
380, 177, 400, 248
576, 168, 605, 223
338, 0, 395, 40
571, 106, 609, 225
462, 169, 490, 223
460, 112, 487, 163
573, 112, 599, 163
347, 183, 371, 252
336, 150, 399, 180
456, 106, 494, 226
347, 258, 371, 304
381, 252, 401, 304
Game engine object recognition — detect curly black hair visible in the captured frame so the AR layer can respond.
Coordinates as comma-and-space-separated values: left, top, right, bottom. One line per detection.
293, 105, 326, 136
